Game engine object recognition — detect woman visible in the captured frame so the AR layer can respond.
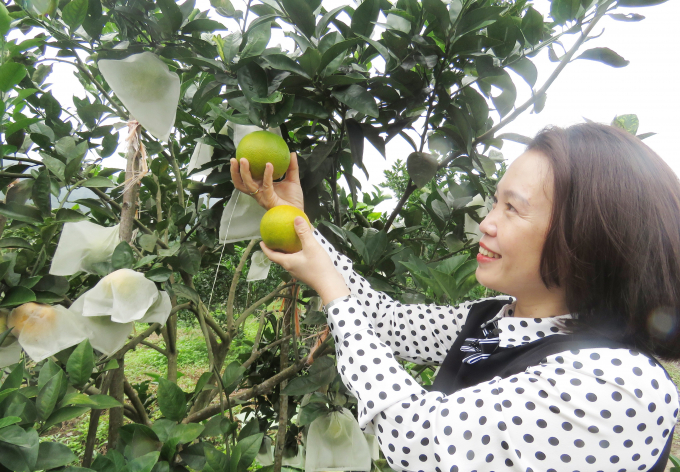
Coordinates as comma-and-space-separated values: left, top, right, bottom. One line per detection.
231, 123, 680, 471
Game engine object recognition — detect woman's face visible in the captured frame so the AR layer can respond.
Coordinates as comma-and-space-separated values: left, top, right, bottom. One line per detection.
475, 150, 554, 298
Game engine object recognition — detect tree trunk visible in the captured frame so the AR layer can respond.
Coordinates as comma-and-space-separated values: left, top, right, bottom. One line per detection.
109, 122, 142, 450
274, 291, 293, 472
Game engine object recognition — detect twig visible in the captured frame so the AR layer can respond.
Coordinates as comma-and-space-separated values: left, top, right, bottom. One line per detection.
233, 282, 296, 331
227, 240, 258, 333
139, 341, 168, 356
384, 180, 416, 232
474, 3, 611, 144
124, 376, 151, 426
183, 336, 333, 424
241, 335, 292, 371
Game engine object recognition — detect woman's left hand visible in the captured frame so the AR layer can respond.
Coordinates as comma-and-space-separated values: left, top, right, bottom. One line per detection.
260, 217, 350, 304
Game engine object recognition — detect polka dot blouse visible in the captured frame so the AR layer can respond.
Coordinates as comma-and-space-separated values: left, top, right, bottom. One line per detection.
313, 230, 680, 472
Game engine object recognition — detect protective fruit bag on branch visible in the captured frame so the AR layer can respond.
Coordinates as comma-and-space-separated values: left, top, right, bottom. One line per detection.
246, 251, 271, 281
98, 51, 180, 142
49, 221, 120, 276
304, 407, 372, 472
69, 269, 172, 355
218, 123, 283, 244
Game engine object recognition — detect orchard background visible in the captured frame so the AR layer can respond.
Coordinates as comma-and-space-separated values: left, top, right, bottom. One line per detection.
0, 0, 676, 470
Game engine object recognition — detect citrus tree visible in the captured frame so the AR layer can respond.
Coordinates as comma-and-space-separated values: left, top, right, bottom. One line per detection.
0, 0, 664, 469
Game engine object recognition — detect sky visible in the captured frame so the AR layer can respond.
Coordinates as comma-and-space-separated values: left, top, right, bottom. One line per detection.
38, 0, 680, 213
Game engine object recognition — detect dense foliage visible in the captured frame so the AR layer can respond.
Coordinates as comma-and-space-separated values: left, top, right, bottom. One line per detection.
0, 0, 666, 469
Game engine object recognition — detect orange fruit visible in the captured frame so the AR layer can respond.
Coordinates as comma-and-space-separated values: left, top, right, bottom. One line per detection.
236, 131, 290, 180
260, 205, 311, 253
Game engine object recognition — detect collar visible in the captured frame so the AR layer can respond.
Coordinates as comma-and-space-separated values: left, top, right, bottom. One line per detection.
491, 302, 573, 348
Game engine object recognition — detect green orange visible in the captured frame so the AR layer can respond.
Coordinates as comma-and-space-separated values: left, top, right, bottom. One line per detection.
260, 205, 311, 253
235, 130, 290, 180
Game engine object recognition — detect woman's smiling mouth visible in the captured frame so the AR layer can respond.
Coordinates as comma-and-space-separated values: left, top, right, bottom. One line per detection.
478, 242, 501, 261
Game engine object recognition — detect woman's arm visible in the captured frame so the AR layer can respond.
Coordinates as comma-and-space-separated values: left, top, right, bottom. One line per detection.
327, 296, 679, 471
263, 218, 497, 366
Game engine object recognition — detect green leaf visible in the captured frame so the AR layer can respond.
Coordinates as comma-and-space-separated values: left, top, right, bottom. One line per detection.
182, 19, 227, 33
0, 426, 38, 472
241, 21, 270, 57
112, 241, 134, 270
158, 378, 187, 422
41, 155, 66, 181
5, 118, 40, 139
280, 0, 315, 38
66, 339, 94, 387
616, 0, 666, 5
36, 370, 66, 421
171, 283, 199, 304
318, 38, 362, 72
42, 406, 90, 430
178, 244, 201, 275
0, 238, 33, 251
423, 0, 449, 32
455, 6, 504, 38
55, 208, 87, 222
331, 85, 379, 118
83, 176, 115, 188
251, 91, 283, 104
2, 363, 23, 391
146, 267, 173, 282
291, 97, 329, 119
0, 4, 11, 36
611, 114, 639, 135
577, 47, 629, 68
298, 401, 330, 425
127, 452, 160, 472
237, 62, 268, 101
507, 57, 537, 88
0, 202, 43, 224
608, 13, 645, 21
236, 433, 263, 472
62, 0, 88, 30
282, 356, 337, 395
351, 0, 380, 37
158, 0, 183, 32
0, 287, 36, 307
0, 416, 21, 429
521, 6, 543, 45
406, 152, 438, 188
222, 361, 245, 395
210, 0, 237, 17
31, 170, 51, 217
34, 442, 77, 470
262, 54, 310, 78
297, 47, 321, 77
0, 63, 26, 93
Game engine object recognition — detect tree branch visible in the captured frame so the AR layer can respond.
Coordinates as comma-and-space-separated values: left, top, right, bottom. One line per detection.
233, 282, 296, 331
183, 336, 334, 424
475, 5, 610, 144
227, 240, 258, 333
139, 340, 168, 356
124, 376, 151, 426
384, 180, 417, 232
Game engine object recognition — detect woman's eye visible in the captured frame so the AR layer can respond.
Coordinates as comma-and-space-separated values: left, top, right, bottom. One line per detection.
506, 203, 515, 212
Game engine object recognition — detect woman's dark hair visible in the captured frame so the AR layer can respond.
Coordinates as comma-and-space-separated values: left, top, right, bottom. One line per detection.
528, 123, 680, 360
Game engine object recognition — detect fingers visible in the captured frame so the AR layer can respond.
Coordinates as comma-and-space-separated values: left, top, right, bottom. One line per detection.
294, 217, 313, 247
261, 163, 277, 206
286, 152, 301, 184
260, 242, 291, 268
230, 158, 247, 193
239, 158, 260, 194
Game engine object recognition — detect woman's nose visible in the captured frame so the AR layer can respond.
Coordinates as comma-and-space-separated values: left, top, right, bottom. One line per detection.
478, 209, 497, 238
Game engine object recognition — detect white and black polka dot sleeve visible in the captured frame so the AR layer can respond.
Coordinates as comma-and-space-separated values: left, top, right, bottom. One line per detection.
326, 296, 680, 472
313, 229, 506, 365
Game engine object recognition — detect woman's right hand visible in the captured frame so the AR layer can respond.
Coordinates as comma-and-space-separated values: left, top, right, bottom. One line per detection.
230, 152, 304, 212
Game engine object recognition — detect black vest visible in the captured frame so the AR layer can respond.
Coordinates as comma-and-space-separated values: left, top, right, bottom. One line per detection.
431, 299, 674, 472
